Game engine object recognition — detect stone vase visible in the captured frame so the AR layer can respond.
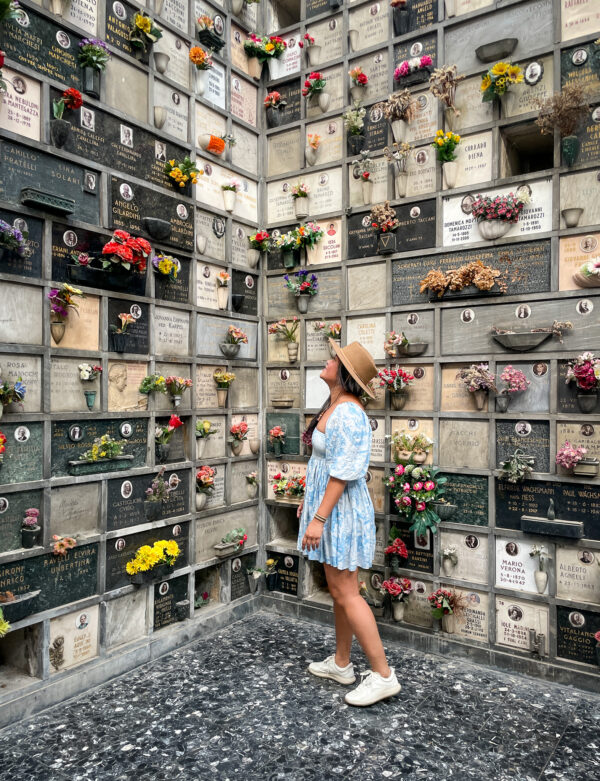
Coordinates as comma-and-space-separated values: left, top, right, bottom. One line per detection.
216, 388, 228, 407
472, 389, 488, 410
307, 45, 321, 67
287, 342, 299, 363
577, 392, 597, 413
21, 526, 40, 549
196, 235, 207, 254
361, 179, 373, 205
350, 84, 365, 103
391, 119, 407, 143
393, 6, 411, 35
562, 208, 583, 228
230, 440, 243, 456
222, 189, 236, 212
83, 390, 97, 411
442, 558, 455, 577
390, 390, 408, 410
305, 146, 318, 166
348, 134, 365, 156
50, 119, 71, 148
294, 198, 310, 219
443, 161, 458, 189
266, 572, 279, 591
282, 251, 295, 269
154, 107, 168, 129
444, 0, 456, 16
249, 438, 260, 454
248, 56, 262, 80
247, 483, 258, 499
231, 0, 244, 14
247, 248, 260, 268
153, 52, 170, 74
220, 342, 241, 358
348, 29, 359, 52
477, 219, 512, 240
272, 440, 282, 458
50, 320, 66, 344
50, 0, 70, 15
266, 106, 284, 128
216, 285, 229, 310
296, 293, 311, 314
329, 339, 341, 357
562, 135, 580, 167
82, 67, 101, 99
395, 171, 408, 198
196, 492, 208, 511
196, 436, 207, 459
444, 108, 456, 131
155, 0, 164, 14
155, 443, 170, 464
496, 394, 511, 412
392, 601, 405, 622
144, 500, 162, 522
534, 570, 548, 594
441, 614, 455, 633
196, 69, 208, 96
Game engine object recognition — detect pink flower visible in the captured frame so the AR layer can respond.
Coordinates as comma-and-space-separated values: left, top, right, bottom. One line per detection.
420, 55, 432, 66
413, 481, 423, 491
416, 501, 426, 511
395, 498, 401, 505
388, 476, 395, 483
424, 480, 435, 491
395, 464, 405, 476
401, 496, 412, 506
403, 482, 410, 492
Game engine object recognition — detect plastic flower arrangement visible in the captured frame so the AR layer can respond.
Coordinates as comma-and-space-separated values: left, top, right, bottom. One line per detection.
52, 87, 83, 120
370, 201, 399, 233
299, 222, 324, 249
0, 375, 26, 408
139, 374, 167, 394
428, 588, 457, 618
221, 177, 241, 192
566, 352, 600, 391
471, 192, 527, 224
52, 534, 77, 556
431, 129, 461, 162
110, 312, 135, 334
145, 467, 177, 503
575, 258, 600, 285
480, 61, 523, 102
499, 365, 530, 395
189, 45, 213, 70
269, 425, 285, 443
428, 64, 465, 117
326, 322, 342, 339
500, 449, 535, 483
221, 528, 248, 549
268, 317, 300, 342
216, 270, 231, 287
152, 253, 179, 280
375, 89, 416, 122
129, 12, 163, 54
302, 72, 326, 98
284, 269, 319, 296
556, 441, 588, 471
196, 420, 216, 438
343, 102, 366, 136
248, 230, 270, 251
246, 471, 258, 485
383, 141, 413, 174
291, 182, 309, 200
275, 231, 299, 253
102, 230, 151, 273
78, 38, 111, 70
349, 66, 368, 87
213, 370, 236, 388
47, 284, 84, 322
165, 376, 192, 396
0, 219, 28, 256
0, 429, 6, 464
155, 414, 183, 444
389, 431, 433, 461
286, 474, 306, 498
196, 14, 214, 30
378, 367, 414, 392
126, 539, 180, 575
164, 157, 201, 188
196, 465, 216, 493
307, 133, 321, 150
442, 545, 458, 566
456, 363, 497, 393
385, 463, 448, 536
225, 325, 248, 345
229, 421, 249, 442
78, 434, 126, 463
298, 32, 315, 48
380, 576, 412, 602
0, 0, 21, 24
353, 149, 373, 182
385, 535, 408, 560
384, 330, 408, 356
78, 363, 102, 382
394, 55, 433, 81
264, 91, 286, 108
529, 544, 551, 572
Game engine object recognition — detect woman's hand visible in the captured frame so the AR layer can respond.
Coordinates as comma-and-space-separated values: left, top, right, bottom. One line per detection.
301, 519, 324, 551
296, 499, 304, 519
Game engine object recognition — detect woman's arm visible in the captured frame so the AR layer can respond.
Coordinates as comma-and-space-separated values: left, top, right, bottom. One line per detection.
301, 476, 346, 551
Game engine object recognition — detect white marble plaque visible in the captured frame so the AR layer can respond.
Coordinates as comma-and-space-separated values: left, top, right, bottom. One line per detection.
557, 422, 600, 464
231, 413, 258, 456
560, 171, 600, 228
348, 263, 386, 311
267, 32, 302, 80
346, 316, 386, 360
231, 124, 258, 174
406, 91, 438, 144
403, 580, 434, 628
495, 537, 549, 595
105, 591, 147, 649
307, 65, 344, 118
349, 157, 387, 207
0, 283, 40, 344
197, 159, 257, 221
455, 0, 492, 16
53, 294, 99, 351
448, 131, 493, 190
305, 117, 343, 165
502, 57, 553, 118
231, 459, 259, 503
268, 368, 300, 407
452, 77, 492, 133
108, 361, 148, 412
559, 232, 600, 291
556, 545, 600, 604
440, 530, 488, 584
196, 261, 224, 309
49, 605, 99, 674
267, 168, 343, 223
368, 416, 385, 461
196, 314, 257, 360
268, 128, 302, 177
561, 0, 600, 41
306, 15, 343, 62
195, 209, 226, 261
407, 145, 436, 197
0, 68, 41, 142
439, 419, 489, 469
205, 463, 225, 509
195, 364, 222, 407
195, 102, 226, 140
162, 0, 188, 32
268, 323, 300, 362
348, 2, 390, 51
155, 29, 189, 89
231, 75, 257, 127
452, 588, 489, 643
0, 354, 41, 412
305, 323, 329, 362
495, 596, 549, 655
154, 80, 188, 142
306, 367, 329, 409
51, 483, 99, 536
197, 415, 226, 458
154, 307, 190, 356
348, 50, 389, 103
229, 367, 258, 408
50, 357, 94, 413
307, 220, 342, 265
206, 63, 226, 110
63, 0, 98, 35
105, 59, 148, 125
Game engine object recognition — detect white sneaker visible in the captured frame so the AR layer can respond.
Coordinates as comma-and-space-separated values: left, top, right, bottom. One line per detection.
308, 654, 356, 685
344, 668, 401, 707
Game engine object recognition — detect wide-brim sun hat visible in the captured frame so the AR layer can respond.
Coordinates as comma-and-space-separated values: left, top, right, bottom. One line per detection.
328, 338, 378, 398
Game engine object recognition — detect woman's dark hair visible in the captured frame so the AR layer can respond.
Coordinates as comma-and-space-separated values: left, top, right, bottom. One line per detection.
303, 361, 364, 445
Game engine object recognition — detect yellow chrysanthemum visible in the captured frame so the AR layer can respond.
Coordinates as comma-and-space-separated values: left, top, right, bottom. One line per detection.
436, 138, 444, 145
453, 134, 460, 142
436, 129, 444, 136
491, 62, 509, 76
265, 42, 274, 51
481, 74, 491, 91
135, 14, 152, 33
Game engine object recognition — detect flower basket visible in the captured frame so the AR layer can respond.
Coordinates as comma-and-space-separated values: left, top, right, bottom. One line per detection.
0, 590, 41, 623
213, 541, 238, 558
491, 332, 552, 351
197, 29, 224, 52
397, 66, 431, 87
573, 458, 600, 477
68, 455, 134, 476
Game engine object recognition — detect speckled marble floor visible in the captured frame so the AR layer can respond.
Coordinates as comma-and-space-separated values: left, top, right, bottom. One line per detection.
1, 612, 599, 781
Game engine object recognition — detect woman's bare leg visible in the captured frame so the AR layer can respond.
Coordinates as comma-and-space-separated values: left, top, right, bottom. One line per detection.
333, 602, 353, 667
325, 564, 391, 677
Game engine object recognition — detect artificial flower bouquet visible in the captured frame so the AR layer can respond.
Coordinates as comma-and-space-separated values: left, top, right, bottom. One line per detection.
213, 370, 236, 388
394, 55, 433, 82
0, 219, 28, 257
110, 312, 135, 335
566, 352, 600, 392
78, 363, 102, 383
126, 539, 180, 576
195, 420, 216, 439
431, 129, 461, 162
229, 421, 249, 441
264, 91, 286, 108
0, 375, 26, 408
217, 270, 231, 287
164, 157, 201, 189
555, 441, 588, 471
370, 201, 399, 233
78, 38, 111, 70
102, 230, 151, 274
129, 13, 163, 54
248, 230, 271, 252
471, 192, 527, 225
291, 183, 309, 200
480, 61, 523, 102
385, 463, 448, 536
145, 466, 178, 504
380, 576, 412, 602
498, 365, 530, 395
165, 376, 192, 397
378, 367, 414, 392
284, 269, 318, 296
155, 414, 183, 444
268, 425, 285, 443
196, 465, 216, 493
52, 87, 83, 120
189, 45, 213, 70
152, 253, 179, 280
349, 66, 368, 87
385, 534, 409, 570
47, 284, 84, 322
456, 363, 497, 393
78, 434, 126, 463
225, 325, 248, 345
139, 374, 167, 395
302, 72, 326, 98
268, 317, 300, 342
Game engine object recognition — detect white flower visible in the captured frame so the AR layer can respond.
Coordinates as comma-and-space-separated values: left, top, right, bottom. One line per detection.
408, 57, 420, 70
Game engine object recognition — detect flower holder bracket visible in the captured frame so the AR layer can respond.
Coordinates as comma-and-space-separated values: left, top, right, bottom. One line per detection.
68, 455, 134, 476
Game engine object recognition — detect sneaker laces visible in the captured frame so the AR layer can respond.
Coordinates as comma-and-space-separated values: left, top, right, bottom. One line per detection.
357, 670, 376, 689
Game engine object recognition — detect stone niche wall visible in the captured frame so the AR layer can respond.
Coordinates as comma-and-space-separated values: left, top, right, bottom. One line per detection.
262, 0, 600, 689
0, 0, 263, 724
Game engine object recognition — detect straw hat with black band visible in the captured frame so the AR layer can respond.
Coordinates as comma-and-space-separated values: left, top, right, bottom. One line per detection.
328, 338, 378, 399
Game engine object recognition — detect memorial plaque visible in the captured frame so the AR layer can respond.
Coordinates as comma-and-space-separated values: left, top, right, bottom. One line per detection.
49, 94, 187, 190
357, 104, 386, 155
305, 321, 329, 362
154, 80, 188, 142
496, 480, 600, 539
366, 466, 386, 514
274, 554, 299, 596
406, 144, 436, 197
561, 1, 600, 42
154, 575, 189, 630
404, 90, 437, 144
557, 423, 600, 468
195, 507, 258, 562
51, 483, 99, 537
195, 102, 227, 142
204, 63, 227, 111
196, 415, 226, 458
231, 223, 248, 268
195, 364, 222, 408
197, 160, 257, 222
106, 0, 147, 61
52, 294, 99, 351
268, 368, 300, 407
0, 208, 42, 279
559, 231, 600, 290
107, 470, 189, 531
495, 596, 549, 655
347, 262, 386, 311
451, 588, 489, 643
307, 65, 344, 118
231, 270, 258, 316
51, 418, 147, 478
0, 488, 42, 553
557, 605, 600, 665
556, 545, 600, 604
154, 256, 190, 305
49, 605, 99, 674
110, 176, 194, 252
50, 356, 98, 413
231, 552, 257, 600
268, 128, 302, 177
0, 142, 100, 225
348, 2, 389, 51
348, 50, 389, 104
305, 220, 341, 265
440, 474, 488, 526
403, 579, 433, 627
496, 361, 550, 414
196, 209, 226, 262
502, 57, 554, 118
392, 241, 552, 306
231, 75, 257, 127
306, 0, 330, 18
368, 416, 385, 462
455, 0, 492, 14
108, 361, 148, 412
452, 76, 491, 133
266, 223, 297, 270
561, 40, 600, 93
561, 170, 600, 228
0, 281, 42, 345
107, 298, 149, 355
443, 178, 553, 247
571, 105, 600, 167
62, 0, 98, 34
105, 590, 147, 648
439, 420, 489, 470
230, 23, 250, 75
161, 0, 189, 32
349, 156, 387, 208
0, 354, 40, 413
266, 269, 342, 318
0, 67, 41, 142
230, 459, 258, 504
394, 199, 436, 253
305, 117, 343, 165
446, 131, 493, 191
391, 309, 434, 353
267, 33, 301, 81
390, 418, 434, 462
196, 314, 257, 360
495, 537, 548, 594
277, 79, 302, 126
306, 14, 343, 58
393, 34, 437, 72
154, 29, 189, 90
347, 212, 379, 259
441, 365, 483, 413
0, 543, 98, 613
389, 521, 434, 574
495, 420, 550, 473
305, 367, 329, 409
230, 367, 259, 409
106, 522, 189, 591
267, 461, 307, 500
440, 530, 488, 584
0, 8, 82, 86
154, 306, 190, 357
105, 57, 148, 125
266, 412, 299, 455
231, 124, 258, 174
346, 316, 386, 360
230, 413, 258, 457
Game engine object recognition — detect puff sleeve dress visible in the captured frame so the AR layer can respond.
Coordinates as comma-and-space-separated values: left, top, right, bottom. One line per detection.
297, 402, 375, 571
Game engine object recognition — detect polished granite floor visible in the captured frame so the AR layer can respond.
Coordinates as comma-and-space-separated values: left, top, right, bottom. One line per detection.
1, 612, 599, 781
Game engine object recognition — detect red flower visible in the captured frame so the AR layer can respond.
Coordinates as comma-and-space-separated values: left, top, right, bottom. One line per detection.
168, 415, 183, 429
298, 41, 303, 48
309, 72, 322, 79
115, 244, 133, 261
357, 72, 368, 85
0, 51, 5, 69
102, 241, 121, 255
62, 87, 83, 110
113, 229, 130, 242
135, 237, 152, 256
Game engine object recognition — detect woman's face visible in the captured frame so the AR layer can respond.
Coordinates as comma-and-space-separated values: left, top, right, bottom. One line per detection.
320, 356, 339, 384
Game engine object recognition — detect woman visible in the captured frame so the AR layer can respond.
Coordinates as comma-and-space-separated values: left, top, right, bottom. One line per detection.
297, 340, 401, 707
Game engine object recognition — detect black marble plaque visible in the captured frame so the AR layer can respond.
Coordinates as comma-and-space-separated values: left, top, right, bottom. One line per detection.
0, 142, 100, 225
51, 419, 147, 478
110, 176, 194, 252
496, 420, 550, 473
107, 298, 150, 354
347, 212, 379, 259
395, 199, 436, 254
556, 605, 600, 665
561, 40, 600, 93
106, 0, 149, 64
154, 256, 191, 304
440, 474, 488, 527
155, 415, 187, 463
572, 104, 600, 167
105, 521, 189, 591
49, 90, 187, 188
231, 552, 257, 600
0, 208, 42, 278
0, 9, 82, 86
51, 223, 147, 296
393, 33, 437, 68
556, 361, 599, 413
0, 543, 98, 613
153, 574, 188, 630
106, 470, 190, 531
0, 489, 43, 553
273, 553, 299, 595
306, 0, 330, 18
362, 104, 388, 154
0, 422, 43, 485
266, 413, 300, 455
392, 0, 437, 35
278, 80, 302, 126
232, 270, 258, 316
495, 479, 600, 539
266, 224, 298, 270
392, 241, 551, 306
389, 521, 434, 574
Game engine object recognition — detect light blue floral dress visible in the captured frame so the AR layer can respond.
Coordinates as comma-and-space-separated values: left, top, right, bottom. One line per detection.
297, 402, 375, 571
